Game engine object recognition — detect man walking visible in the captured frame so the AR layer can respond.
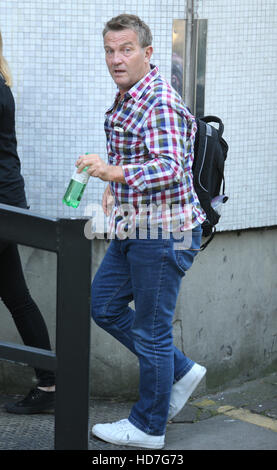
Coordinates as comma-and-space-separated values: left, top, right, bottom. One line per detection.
76, 13, 206, 449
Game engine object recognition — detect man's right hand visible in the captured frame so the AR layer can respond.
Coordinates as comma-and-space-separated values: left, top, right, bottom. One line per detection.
102, 185, 114, 216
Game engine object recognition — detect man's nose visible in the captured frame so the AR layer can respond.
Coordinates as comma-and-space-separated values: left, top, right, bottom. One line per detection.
112, 51, 123, 65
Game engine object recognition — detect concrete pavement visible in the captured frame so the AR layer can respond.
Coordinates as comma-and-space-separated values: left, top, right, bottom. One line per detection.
0, 372, 276, 451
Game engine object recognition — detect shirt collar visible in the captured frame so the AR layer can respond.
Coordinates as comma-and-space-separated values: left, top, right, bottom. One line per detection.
127, 64, 160, 101
106, 64, 159, 113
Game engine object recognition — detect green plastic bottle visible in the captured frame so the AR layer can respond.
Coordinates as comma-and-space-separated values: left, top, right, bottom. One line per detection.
63, 165, 89, 208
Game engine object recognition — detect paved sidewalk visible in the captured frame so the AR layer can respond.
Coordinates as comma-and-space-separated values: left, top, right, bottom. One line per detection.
0, 372, 276, 450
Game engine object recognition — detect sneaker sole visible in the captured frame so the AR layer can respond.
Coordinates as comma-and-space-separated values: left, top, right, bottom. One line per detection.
5, 403, 55, 414
92, 427, 164, 449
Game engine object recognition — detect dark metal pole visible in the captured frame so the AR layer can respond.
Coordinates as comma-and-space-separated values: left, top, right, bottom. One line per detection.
54, 218, 92, 450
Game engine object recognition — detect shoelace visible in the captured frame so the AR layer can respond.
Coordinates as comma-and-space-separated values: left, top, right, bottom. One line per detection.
112, 419, 130, 430
19, 388, 41, 405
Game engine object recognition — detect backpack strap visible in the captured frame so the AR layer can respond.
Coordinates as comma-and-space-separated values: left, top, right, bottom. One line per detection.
194, 119, 209, 192
200, 115, 224, 138
200, 226, 216, 251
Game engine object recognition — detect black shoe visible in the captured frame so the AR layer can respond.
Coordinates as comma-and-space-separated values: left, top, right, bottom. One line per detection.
4, 388, 55, 414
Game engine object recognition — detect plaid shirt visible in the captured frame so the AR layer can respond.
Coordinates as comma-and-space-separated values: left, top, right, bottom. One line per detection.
105, 65, 206, 237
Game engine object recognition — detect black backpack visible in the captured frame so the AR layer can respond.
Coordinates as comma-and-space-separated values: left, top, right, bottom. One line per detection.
192, 116, 229, 250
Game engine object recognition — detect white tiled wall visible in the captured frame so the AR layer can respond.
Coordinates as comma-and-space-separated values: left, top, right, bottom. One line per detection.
0, 0, 276, 231
196, 0, 277, 231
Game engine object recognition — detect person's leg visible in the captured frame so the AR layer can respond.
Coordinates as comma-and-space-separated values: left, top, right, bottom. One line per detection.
91, 234, 171, 447
91, 238, 136, 352
92, 227, 204, 446
0, 243, 55, 413
165, 226, 206, 421
91, 238, 193, 380
126, 230, 202, 436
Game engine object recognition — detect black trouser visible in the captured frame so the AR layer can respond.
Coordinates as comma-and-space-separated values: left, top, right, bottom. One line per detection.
0, 241, 55, 387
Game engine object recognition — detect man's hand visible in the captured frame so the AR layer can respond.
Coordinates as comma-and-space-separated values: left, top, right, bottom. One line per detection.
76, 154, 109, 181
102, 185, 114, 216
76, 154, 126, 183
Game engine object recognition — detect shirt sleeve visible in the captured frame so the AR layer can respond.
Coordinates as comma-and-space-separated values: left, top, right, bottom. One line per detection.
122, 103, 186, 193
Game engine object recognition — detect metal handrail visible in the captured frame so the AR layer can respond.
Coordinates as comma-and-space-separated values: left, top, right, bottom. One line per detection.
0, 203, 92, 450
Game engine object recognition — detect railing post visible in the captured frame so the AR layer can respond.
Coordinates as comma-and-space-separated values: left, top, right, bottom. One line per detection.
55, 218, 92, 450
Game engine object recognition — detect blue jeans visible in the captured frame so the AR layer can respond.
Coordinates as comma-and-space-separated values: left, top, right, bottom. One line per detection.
91, 225, 202, 436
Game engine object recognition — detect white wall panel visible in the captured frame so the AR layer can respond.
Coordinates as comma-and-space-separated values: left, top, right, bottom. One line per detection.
196, 0, 277, 230
0, 0, 276, 231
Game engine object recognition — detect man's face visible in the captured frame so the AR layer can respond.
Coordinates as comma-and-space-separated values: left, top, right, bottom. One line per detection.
104, 28, 153, 95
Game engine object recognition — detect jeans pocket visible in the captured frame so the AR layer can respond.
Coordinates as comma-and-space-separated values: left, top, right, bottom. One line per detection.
174, 227, 202, 274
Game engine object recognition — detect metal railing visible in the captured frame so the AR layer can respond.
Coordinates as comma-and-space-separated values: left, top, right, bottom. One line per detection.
0, 203, 92, 450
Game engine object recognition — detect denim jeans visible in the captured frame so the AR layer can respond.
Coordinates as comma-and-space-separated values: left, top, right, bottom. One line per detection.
91, 225, 202, 436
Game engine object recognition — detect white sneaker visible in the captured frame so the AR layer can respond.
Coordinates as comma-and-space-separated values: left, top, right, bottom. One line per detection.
168, 363, 207, 421
92, 418, 165, 449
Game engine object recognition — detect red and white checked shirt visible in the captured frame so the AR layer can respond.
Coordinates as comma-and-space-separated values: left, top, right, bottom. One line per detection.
105, 65, 206, 237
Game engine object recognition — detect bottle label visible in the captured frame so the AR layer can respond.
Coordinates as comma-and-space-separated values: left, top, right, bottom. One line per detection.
72, 167, 90, 185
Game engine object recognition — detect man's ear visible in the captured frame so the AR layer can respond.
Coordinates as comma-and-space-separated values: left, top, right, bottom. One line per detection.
145, 45, 153, 63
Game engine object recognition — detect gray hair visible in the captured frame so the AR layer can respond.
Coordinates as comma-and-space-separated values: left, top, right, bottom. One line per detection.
103, 14, 153, 48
